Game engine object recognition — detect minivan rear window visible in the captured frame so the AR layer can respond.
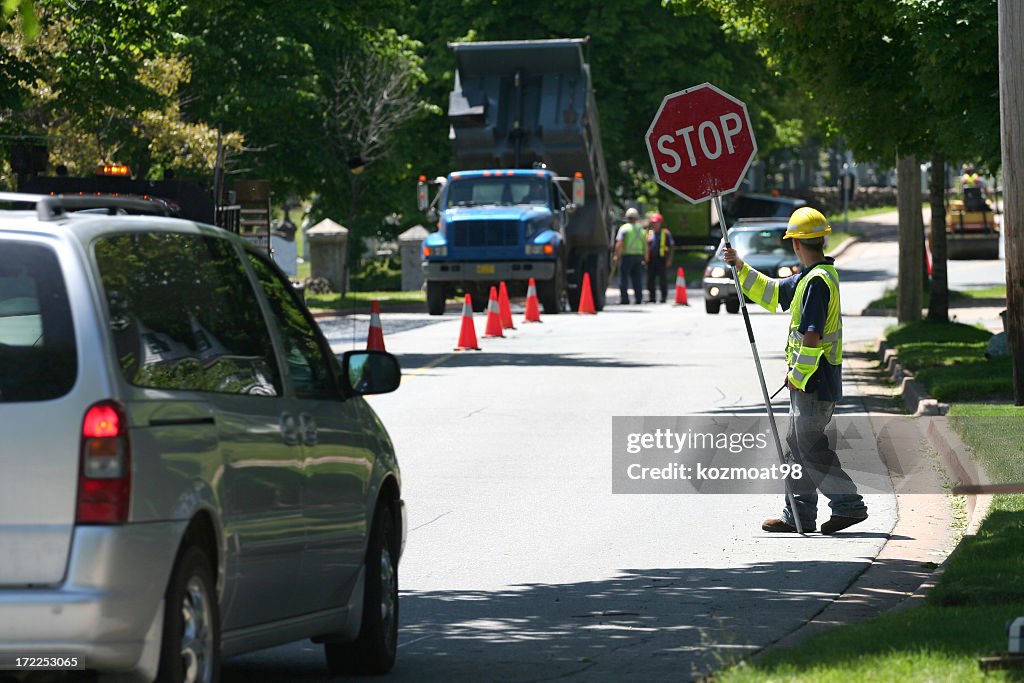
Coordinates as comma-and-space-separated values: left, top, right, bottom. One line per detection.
95, 232, 281, 396
0, 241, 77, 402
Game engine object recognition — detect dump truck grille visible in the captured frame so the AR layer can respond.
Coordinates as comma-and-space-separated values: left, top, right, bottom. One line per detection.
450, 220, 520, 248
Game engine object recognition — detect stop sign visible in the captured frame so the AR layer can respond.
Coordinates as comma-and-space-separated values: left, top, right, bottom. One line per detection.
645, 83, 757, 204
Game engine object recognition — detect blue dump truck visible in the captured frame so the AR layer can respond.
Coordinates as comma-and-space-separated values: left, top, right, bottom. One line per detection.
418, 38, 615, 315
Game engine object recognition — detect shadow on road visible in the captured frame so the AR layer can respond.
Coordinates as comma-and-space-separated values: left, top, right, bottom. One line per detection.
835, 268, 894, 283
396, 352, 673, 370
221, 557, 938, 682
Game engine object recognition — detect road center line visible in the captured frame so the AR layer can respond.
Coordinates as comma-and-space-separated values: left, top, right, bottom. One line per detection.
403, 352, 455, 379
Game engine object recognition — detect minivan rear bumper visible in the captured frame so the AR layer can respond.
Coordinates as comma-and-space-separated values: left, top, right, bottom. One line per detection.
0, 521, 186, 673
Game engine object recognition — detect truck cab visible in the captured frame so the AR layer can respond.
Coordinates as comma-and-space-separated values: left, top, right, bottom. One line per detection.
420, 169, 580, 314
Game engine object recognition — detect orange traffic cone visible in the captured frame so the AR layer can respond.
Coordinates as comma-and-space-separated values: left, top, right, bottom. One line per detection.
483, 286, 505, 338
578, 272, 596, 314
498, 281, 515, 330
925, 245, 933, 277
674, 267, 689, 306
366, 300, 386, 351
454, 295, 480, 351
523, 277, 542, 323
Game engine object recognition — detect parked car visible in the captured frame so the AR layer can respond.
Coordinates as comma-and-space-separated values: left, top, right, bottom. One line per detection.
702, 220, 801, 314
0, 193, 405, 682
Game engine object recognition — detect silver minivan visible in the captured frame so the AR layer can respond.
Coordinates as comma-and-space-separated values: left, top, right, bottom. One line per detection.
0, 195, 405, 682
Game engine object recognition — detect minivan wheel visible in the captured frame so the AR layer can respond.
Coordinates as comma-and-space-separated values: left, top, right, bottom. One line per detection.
725, 299, 740, 314
324, 503, 398, 675
156, 546, 220, 683
705, 298, 721, 314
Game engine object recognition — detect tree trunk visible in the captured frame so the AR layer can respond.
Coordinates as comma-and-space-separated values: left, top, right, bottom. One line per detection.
928, 152, 949, 322
896, 154, 924, 323
999, 0, 1024, 405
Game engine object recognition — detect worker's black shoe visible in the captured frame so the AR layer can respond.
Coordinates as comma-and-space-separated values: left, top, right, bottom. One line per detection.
762, 518, 814, 533
820, 515, 868, 534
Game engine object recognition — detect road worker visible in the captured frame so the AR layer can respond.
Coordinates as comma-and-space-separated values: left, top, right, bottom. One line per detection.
723, 207, 868, 534
614, 207, 647, 304
961, 164, 989, 199
645, 213, 674, 303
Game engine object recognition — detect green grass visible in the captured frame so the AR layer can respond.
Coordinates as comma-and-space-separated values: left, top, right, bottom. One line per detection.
715, 399, 1024, 683
827, 230, 861, 253
826, 205, 897, 224
717, 604, 1024, 682
883, 321, 1011, 401
868, 284, 1007, 312
956, 285, 1008, 300
305, 289, 424, 311
931, 403, 1024, 608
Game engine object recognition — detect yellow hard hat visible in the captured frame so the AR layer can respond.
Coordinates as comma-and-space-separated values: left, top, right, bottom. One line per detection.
784, 207, 831, 239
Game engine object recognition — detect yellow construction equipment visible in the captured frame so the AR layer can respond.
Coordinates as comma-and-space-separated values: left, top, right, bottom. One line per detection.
946, 185, 1000, 260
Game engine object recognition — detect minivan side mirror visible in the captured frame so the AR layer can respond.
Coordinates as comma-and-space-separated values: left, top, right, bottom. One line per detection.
340, 350, 401, 395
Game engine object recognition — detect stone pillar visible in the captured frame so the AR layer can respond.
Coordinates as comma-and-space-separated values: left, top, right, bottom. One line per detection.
307, 219, 349, 294
398, 225, 429, 291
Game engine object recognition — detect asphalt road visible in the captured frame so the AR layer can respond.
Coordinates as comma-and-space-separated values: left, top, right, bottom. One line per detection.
222, 214, 1005, 682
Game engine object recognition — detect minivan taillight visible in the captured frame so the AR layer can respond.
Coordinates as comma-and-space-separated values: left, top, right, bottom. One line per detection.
77, 401, 130, 524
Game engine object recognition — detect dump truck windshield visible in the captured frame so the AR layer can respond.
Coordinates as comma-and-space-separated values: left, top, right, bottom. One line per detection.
447, 178, 548, 208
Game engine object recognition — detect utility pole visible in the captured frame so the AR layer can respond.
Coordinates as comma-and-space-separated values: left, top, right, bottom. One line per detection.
999, 0, 1024, 405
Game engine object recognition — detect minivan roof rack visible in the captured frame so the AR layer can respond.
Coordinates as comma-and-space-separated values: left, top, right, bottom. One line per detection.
0, 191, 172, 221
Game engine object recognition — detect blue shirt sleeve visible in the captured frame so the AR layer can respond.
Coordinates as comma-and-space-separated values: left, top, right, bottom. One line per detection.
798, 277, 830, 335
776, 273, 802, 312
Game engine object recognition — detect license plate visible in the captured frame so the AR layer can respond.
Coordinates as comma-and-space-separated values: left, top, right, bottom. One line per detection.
476, 264, 496, 275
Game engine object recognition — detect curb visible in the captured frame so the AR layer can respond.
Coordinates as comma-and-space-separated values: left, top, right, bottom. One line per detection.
826, 235, 861, 260
752, 339, 992, 657
877, 339, 945, 416
310, 302, 426, 319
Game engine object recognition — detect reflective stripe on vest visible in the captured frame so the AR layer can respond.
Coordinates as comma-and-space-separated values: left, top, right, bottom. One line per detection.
786, 264, 843, 367
737, 262, 780, 312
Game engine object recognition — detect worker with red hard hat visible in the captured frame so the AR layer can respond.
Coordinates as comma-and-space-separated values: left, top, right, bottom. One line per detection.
645, 213, 674, 303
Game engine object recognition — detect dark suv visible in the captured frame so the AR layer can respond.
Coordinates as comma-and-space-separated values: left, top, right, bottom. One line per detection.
0, 193, 405, 681
723, 193, 806, 224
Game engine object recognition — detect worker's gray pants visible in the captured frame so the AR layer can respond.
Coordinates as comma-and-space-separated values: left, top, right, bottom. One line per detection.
779, 390, 868, 528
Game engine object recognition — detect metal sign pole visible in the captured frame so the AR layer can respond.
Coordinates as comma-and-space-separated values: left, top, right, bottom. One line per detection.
713, 192, 804, 534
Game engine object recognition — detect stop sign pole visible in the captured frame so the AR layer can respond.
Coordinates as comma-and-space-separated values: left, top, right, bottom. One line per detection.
646, 83, 804, 534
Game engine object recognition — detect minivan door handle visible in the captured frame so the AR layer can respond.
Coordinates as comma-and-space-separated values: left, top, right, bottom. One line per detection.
299, 413, 318, 446
280, 412, 300, 446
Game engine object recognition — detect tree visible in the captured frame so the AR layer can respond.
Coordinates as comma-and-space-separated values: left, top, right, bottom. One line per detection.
927, 152, 950, 323
180, 0, 431, 244
999, 0, 1024, 405
321, 30, 431, 230
698, 1, 1004, 323
404, 0, 800, 207
1, 1, 241, 184
909, 0, 999, 323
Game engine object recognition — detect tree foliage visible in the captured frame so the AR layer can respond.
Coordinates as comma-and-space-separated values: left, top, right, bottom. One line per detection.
1, 0, 242, 183
695, 0, 999, 167
404, 0, 801, 204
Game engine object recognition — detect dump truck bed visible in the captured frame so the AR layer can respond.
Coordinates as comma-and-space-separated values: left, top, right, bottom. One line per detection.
448, 39, 613, 250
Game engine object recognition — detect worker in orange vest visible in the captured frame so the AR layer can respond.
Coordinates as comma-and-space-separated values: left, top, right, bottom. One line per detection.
645, 213, 674, 303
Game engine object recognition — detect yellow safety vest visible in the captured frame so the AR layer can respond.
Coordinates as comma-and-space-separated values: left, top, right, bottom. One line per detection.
738, 262, 843, 391
622, 224, 646, 255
